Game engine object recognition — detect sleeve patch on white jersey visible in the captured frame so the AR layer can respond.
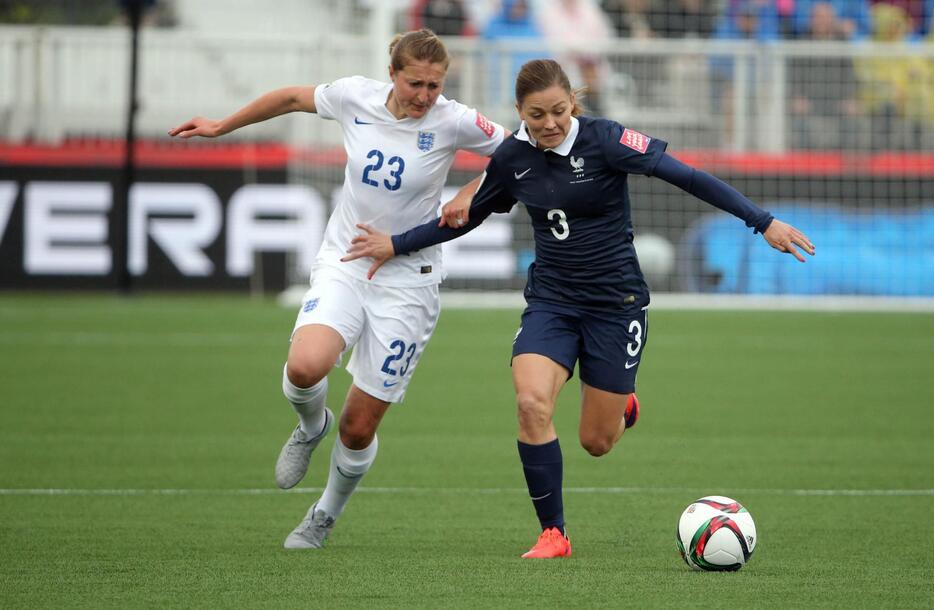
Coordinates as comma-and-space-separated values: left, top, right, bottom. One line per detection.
620, 128, 650, 154
475, 112, 496, 138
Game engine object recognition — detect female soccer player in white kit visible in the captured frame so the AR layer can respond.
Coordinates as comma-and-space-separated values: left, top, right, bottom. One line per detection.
169, 30, 506, 548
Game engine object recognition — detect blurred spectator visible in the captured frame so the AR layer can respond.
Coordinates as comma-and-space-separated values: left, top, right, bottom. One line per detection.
8, 0, 180, 29
711, 0, 781, 82
602, 0, 653, 38
113, 0, 175, 28
646, 0, 717, 39
711, 0, 780, 148
537, 0, 616, 116
921, 24, 934, 139
483, 0, 546, 106
902, 16, 933, 146
855, 4, 923, 148
644, 0, 718, 131
409, 0, 474, 36
787, 2, 862, 149
775, 0, 795, 37
792, 0, 872, 39
0, 0, 120, 24
714, 0, 781, 41
870, 0, 934, 37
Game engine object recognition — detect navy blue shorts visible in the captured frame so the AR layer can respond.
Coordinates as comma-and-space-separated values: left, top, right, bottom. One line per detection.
511, 300, 648, 394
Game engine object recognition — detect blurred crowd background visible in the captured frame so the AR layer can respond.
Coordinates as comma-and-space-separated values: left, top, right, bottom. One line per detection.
2, 0, 933, 150
0, 1, 931, 297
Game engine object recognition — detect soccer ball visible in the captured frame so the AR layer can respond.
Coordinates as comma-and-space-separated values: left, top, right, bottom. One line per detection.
676, 496, 757, 571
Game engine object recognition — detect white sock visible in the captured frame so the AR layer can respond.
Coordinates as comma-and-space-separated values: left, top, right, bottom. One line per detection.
281, 364, 328, 438
317, 435, 378, 518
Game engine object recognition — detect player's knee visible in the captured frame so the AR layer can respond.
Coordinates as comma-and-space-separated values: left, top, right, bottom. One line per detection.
285, 358, 327, 388
338, 411, 377, 450
579, 433, 614, 457
516, 392, 552, 432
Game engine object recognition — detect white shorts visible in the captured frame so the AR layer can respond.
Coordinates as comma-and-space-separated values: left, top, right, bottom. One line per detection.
292, 264, 441, 403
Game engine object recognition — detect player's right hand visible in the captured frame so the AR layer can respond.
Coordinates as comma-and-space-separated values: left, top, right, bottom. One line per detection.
168, 117, 223, 139
341, 224, 395, 280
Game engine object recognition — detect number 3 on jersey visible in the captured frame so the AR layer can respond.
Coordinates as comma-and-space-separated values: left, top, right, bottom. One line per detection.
362, 149, 405, 191
547, 208, 570, 241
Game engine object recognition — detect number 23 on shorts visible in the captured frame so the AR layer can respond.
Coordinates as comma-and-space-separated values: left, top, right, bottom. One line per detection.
381, 339, 417, 377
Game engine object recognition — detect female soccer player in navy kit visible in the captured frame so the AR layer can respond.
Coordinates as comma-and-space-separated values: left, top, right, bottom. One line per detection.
170, 30, 507, 549
343, 59, 815, 559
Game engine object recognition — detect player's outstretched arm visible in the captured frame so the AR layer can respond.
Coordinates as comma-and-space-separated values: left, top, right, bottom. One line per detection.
653, 153, 815, 262
168, 86, 316, 139
341, 224, 395, 280
761, 218, 815, 262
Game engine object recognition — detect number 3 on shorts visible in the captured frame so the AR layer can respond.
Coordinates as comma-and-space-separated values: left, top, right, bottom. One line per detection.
626, 319, 643, 357
381, 339, 417, 376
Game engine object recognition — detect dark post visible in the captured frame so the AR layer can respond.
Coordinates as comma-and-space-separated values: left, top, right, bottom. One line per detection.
114, 0, 145, 293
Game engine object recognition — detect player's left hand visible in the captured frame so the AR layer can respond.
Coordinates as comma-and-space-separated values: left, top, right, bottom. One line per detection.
762, 219, 815, 262
341, 224, 395, 279
439, 194, 471, 228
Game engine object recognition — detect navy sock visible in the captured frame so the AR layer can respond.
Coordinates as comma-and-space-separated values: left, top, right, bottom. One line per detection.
517, 438, 565, 534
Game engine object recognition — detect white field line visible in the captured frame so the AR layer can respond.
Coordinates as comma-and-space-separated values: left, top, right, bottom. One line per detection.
279, 286, 934, 312
0, 330, 281, 347
429, 291, 934, 312
0, 487, 932, 497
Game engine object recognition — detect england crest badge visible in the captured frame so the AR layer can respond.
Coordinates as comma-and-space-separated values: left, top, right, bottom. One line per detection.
417, 131, 435, 152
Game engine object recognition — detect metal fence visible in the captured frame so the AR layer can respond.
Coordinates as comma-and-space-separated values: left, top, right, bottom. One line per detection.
1, 26, 932, 296
2, 27, 932, 151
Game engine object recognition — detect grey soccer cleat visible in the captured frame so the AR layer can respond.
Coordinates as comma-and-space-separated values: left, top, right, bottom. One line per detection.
283, 503, 335, 549
275, 408, 333, 489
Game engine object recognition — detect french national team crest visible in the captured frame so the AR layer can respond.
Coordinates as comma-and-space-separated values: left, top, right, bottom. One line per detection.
417, 131, 435, 152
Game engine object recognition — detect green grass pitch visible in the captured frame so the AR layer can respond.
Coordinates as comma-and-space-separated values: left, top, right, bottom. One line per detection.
1, 294, 932, 608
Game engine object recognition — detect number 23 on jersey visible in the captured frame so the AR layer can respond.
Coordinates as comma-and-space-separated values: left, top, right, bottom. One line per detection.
362, 149, 405, 191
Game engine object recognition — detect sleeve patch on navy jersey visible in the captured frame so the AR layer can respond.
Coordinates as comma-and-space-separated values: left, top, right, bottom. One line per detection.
620, 128, 650, 153
475, 112, 496, 138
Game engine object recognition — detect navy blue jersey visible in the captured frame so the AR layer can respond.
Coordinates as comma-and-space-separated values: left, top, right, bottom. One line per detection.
472, 116, 666, 310
392, 115, 772, 311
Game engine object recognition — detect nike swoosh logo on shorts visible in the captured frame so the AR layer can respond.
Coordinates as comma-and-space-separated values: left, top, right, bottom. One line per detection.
383, 380, 399, 388
625, 360, 639, 369
354, 117, 373, 125
530, 492, 552, 501
514, 168, 531, 179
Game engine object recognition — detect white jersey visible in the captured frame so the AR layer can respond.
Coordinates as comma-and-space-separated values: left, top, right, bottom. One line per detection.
313, 76, 505, 287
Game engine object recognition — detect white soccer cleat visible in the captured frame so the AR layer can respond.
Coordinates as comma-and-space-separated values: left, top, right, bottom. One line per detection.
275, 408, 333, 489
283, 503, 336, 549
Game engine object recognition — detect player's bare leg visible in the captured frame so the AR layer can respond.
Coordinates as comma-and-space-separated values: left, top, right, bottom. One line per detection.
579, 385, 639, 457
512, 354, 572, 558
286, 324, 345, 388
513, 354, 566, 444
284, 385, 389, 549
275, 324, 344, 489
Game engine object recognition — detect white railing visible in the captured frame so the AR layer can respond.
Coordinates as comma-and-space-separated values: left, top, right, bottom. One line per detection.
1, 26, 932, 152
